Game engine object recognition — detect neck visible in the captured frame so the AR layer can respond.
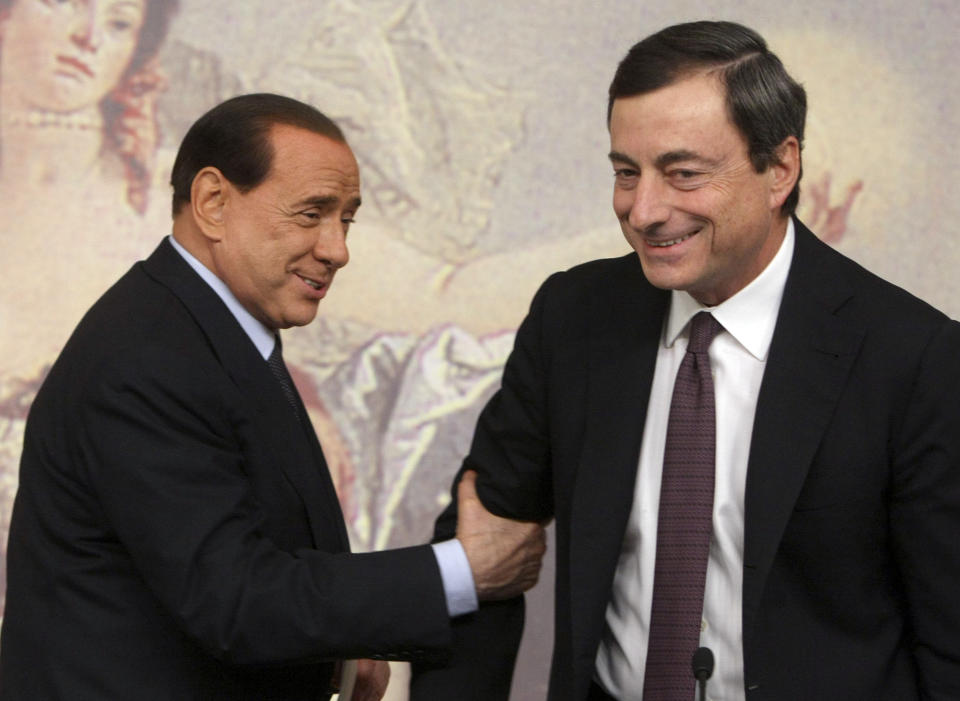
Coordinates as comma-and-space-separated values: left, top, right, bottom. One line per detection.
171, 220, 218, 274
0, 85, 108, 185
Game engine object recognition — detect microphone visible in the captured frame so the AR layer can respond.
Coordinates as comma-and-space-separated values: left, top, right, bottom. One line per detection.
692, 646, 714, 701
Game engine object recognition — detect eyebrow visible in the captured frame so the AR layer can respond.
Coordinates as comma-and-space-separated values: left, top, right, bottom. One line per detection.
296, 195, 362, 210
111, 1, 146, 14
608, 149, 721, 170
655, 150, 721, 169
608, 150, 640, 169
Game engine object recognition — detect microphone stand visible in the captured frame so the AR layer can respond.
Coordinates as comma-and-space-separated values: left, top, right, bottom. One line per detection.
692, 647, 714, 701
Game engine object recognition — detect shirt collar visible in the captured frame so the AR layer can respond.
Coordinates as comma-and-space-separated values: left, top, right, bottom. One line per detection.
664, 218, 795, 361
168, 235, 277, 360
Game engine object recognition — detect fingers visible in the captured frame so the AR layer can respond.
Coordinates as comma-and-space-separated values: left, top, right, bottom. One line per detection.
455, 471, 547, 601
349, 659, 390, 701
491, 521, 546, 598
453, 468, 549, 600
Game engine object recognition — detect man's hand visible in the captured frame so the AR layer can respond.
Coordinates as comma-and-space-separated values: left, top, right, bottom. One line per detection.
347, 659, 390, 701
456, 470, 547, 601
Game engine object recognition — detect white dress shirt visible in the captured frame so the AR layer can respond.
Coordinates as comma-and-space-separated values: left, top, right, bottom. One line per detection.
167, 235, 477, 617
595, 220, 795, 700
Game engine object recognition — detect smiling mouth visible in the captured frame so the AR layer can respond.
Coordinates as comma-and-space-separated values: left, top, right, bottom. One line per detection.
296, 273, 328, 291
647, 231, 697, 248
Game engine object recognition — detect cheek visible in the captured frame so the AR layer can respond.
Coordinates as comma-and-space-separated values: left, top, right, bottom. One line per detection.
1, 24, 41, 70
5, 4, 63, 57
256, 243, 296, 289
612, 189, 634, 220
231, 252, 279, 302
100, 39, 138, 86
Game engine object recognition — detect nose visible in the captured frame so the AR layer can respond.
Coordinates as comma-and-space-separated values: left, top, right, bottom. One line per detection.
621, 175, 671, 234
313, 226, 350, 270
70, 4, 103, 52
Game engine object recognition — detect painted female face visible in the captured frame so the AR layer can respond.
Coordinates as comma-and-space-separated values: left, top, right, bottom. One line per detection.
0, 0, 146, 113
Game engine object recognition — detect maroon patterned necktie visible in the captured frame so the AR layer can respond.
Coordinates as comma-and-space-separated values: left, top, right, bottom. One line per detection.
643, 311, 723, 701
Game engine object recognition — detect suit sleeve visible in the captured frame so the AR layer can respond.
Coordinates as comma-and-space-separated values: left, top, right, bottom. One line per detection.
74, 345, 451, 666
889, 318, 960, 698
410, 274, 560, 700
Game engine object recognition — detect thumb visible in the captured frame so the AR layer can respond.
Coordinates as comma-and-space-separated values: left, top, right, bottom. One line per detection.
457, 469, 479, 508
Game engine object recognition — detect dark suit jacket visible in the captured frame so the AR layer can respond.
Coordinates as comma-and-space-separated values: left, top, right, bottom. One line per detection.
411, 220, 960, 700
0, 239, 451, 700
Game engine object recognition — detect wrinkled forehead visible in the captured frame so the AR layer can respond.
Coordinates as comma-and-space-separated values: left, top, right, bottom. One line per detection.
262, 124, 361, 197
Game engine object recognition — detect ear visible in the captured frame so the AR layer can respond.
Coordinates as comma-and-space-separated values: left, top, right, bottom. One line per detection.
767, 135, 801, 211
190, 167, 229, 242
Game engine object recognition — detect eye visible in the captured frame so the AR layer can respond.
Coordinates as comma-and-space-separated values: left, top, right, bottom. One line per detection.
667, 168, 707, 189
107, 11, 144, 35
613, 168, 639, 188
666, 167, 703, 179
294, 209, 322, 225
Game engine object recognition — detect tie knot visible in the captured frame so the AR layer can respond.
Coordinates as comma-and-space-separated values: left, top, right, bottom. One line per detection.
687, 312, 722, 354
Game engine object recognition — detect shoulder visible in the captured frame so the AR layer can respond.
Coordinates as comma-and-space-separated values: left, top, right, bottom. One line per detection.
794, 221, 951, 330
790, 222, 957, 376
513, 254, 667, 359
531, 252, 657, 309
554, 252, 645, 286
42, 263, 227, 410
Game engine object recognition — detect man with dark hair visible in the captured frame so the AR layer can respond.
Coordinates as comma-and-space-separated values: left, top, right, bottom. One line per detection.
411, 20, 960, 701
168, 93, 348, 216
0, 93, 546, 700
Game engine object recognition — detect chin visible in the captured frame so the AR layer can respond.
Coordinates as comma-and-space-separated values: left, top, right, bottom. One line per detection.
285, 309, 322, 329
635, 261, 682, 291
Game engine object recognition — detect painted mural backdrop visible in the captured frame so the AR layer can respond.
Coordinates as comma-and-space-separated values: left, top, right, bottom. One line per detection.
1, 0, 957, 698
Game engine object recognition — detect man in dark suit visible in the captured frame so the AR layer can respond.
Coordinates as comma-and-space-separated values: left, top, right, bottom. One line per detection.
411, 21, 960, 701
0, 94, 546, 700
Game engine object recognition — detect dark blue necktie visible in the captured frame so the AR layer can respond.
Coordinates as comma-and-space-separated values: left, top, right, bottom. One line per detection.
267, 335, 302, 423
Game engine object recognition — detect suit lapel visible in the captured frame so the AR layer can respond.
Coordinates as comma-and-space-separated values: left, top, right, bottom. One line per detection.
741, 222, 865, 641
285, 375, 352, 550
141, 239, 349, 551
569, 255, 669, 680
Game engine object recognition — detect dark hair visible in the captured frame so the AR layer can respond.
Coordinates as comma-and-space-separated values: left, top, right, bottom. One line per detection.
169, 93, 347, 216
125, 0, 179, 80
608, 21, 806, 216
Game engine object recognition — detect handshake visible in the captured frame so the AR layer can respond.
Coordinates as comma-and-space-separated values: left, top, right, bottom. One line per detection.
454, 470, 548, 601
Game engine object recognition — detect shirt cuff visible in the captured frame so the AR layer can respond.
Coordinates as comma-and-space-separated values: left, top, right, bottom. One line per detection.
431, 538, 479, 617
